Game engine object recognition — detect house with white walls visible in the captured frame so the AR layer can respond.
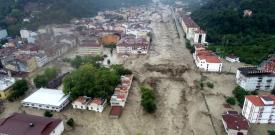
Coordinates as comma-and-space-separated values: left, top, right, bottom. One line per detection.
87, 98, 107, 112
242, 95, 275, 123
236, 67, 275, 91
193, 49, 222, 72
222, 111, 249, 135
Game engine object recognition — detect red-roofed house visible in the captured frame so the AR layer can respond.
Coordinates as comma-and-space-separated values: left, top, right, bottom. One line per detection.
242, 95, 275, 123
193, 50, 222, 72
87, 98, 107, 112
72, 96, 91, 110
180, 15, 199, 35
261, 57, 275, 73
110, 75, 133, 107
222, 111, 249, 135
0, 112, 64, 135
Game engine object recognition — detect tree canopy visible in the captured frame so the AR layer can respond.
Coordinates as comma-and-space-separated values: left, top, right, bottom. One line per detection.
63, 64, 121, 99
33, 67, 59, 88
70, 55, 104, 68
140, 86, 157, 113
191, 0, 275, 65
0, 0, 151, 36
8, 79, 29, 101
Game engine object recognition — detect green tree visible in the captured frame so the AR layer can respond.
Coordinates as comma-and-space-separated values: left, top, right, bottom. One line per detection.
233, 86, 250, 106
8, 79, 29, 101
33, 67, 59, 88
33, 75, 48, 88
44, 67, 59, 80
63, 64, 120, 99
206, 82, 214, 89
111, 64, 132, 76
140, 86, 157, 113
44, 110, 53, 117
226, 97, 236, 105
66, 118, 75, 127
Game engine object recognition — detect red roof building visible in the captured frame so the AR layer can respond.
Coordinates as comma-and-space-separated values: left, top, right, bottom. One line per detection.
261, 58, 275, 73
0, 113, 64, 135
109, 106, 123, 119
222, 111, 249, 135
242, 95, 275, 123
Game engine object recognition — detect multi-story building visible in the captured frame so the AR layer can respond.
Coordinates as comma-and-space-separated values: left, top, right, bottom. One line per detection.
34, 53, 48, 67
180, 14, 207, 44
0, 75, 15, 100
116, 36, 149, 54
180, 14, 199, 37
110, 75, 133, 118
242, 95, 275, 123
193, 49, 222, 72
236, 67, 275, 91
261, 57, 275, 73
78, 40, 102, 56
0, 29, 8, 40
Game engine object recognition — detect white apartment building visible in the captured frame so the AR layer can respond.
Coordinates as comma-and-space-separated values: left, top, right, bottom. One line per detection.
191, 29, 207, 44
0, 29, 8, 39
242, 95, 275, 123
236, 67, 275, 91
180, 15, 199, 37
180, 14, 207, 44
193, 50, 223, 72
22, 88, 70, 112
78, 41, 102, 56
35, 53, 48, 67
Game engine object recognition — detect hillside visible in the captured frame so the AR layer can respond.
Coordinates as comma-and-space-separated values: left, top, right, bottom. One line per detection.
0, 0, 150, 36
191, 0, 275, 65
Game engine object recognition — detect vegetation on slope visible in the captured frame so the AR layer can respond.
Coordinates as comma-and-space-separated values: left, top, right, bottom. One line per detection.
191, 0, 275, 65
0, 0, 151, 36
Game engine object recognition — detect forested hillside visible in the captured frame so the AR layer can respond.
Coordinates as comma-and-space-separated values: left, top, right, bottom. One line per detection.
191, 0, 275, 65
0, 0, 150, 36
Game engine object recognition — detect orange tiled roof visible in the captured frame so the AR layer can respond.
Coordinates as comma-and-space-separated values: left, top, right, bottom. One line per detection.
246, 95, 275, 106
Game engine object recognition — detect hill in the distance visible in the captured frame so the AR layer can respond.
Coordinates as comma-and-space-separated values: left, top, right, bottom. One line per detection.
0, 0, 150, 36
191, 0, 275, 65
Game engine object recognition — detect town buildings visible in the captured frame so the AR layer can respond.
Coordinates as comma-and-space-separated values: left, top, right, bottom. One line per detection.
242, 95, 275, 123
110, 75, 133, 118
193, 45, 222, 72
0, 75, 15, 100
72, 96, 107, 112
180, 14, 206, 44
236, 67, 275, 91
22, 88, 70, 112
0, 29, 8, 40
261, 57, 275, 73
72, 96, 91, 110
222, 111, 249, 135
78, 40, 102, 56
0, 112, 64, 135
116, 36, 150, 54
